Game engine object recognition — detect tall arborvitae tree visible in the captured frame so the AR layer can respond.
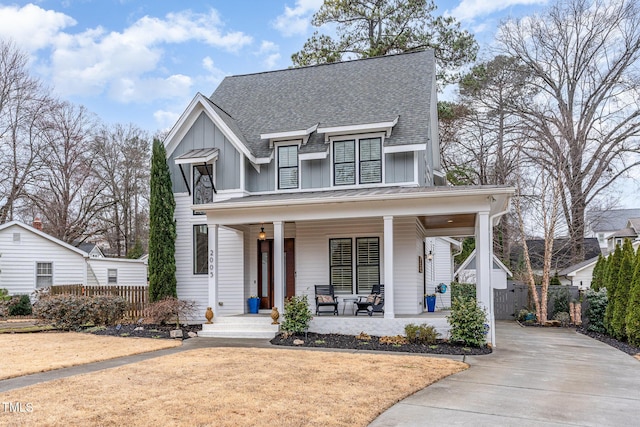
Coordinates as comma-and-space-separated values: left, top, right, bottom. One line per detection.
148, 139, 177, 301
625, 247, 640, 346
604, 244, 623, 334
591, 254, 606, 291
611, 239, 635, 339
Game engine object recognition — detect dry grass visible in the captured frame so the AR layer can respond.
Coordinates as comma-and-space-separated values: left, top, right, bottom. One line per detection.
0, 332, 181, 380
635, 354, 640, 362
0, 348, 466, 427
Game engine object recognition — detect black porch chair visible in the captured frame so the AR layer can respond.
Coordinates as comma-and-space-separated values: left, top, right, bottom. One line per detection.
314, 285, 339, 315
355, 284, 384, 316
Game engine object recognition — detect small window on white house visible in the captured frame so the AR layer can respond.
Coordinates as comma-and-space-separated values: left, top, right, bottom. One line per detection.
36, 262, 53, 287
278, 145, 299, 189
108, 269, 118, 285
13, 232, 20, 243
193, 225, 208, 275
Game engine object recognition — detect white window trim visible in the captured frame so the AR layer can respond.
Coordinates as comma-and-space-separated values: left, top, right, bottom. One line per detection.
35, 261, 53, 288
273, 140, 302, 191
107, 269, 118, 285
329, 133, 385, 188
327, 233, 384, 295
193, 224, 209, 275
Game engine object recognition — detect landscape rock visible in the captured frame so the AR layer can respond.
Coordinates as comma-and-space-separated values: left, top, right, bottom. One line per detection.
293, 339, 305, 346
188, 331, 197, 338
170, 329, 183, 338
134, 326, 144, 331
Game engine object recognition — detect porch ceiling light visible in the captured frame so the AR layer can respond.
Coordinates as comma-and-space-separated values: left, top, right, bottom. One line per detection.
259, 227, 266, 241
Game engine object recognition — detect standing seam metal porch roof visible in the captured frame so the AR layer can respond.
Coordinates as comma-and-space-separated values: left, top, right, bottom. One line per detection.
208, 50, 436, 158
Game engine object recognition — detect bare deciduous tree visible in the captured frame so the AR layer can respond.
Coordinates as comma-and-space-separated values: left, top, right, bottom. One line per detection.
497, 0, 640, 262
31, 102, 107, 243
0, 40, 53, 223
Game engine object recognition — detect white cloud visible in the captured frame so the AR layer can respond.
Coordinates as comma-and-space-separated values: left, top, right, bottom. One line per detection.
450, 0, 548, 22
0, 4, 75, 51
201, 56, 227, 83
254, 41, 281, 70
109, 74, 193, 103
153, 109, 181, 131
272, 0, 324, 37
1, 6, 252, 104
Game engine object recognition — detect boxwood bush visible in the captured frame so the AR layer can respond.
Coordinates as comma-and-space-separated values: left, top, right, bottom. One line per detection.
450, 282, 476, 302
585, 289, 608, 333
281, 295, 312, 336
447, 296, 487, 347
8, 295, 33, 316
405, 323, 439, 344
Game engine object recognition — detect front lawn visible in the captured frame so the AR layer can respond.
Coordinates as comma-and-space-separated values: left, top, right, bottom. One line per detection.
0, 332, 181, 380
0, 347, 466, 426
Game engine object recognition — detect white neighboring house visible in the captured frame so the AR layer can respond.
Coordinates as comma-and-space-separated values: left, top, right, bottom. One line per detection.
0, 221, 147, 296
454, 249, 512, 291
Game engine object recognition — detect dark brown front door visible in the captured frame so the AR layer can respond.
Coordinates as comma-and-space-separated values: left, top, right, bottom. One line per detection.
257, 238, 295, 309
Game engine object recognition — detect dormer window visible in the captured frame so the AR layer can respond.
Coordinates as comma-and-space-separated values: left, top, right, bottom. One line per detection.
278, 145, 298, 189
334, 137, 382, 186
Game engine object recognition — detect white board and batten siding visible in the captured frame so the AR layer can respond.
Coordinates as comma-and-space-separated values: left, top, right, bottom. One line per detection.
424, 237, 456, 308
0, 223, 86, 295
174, 194, 247, 319
86, 258, 147, 286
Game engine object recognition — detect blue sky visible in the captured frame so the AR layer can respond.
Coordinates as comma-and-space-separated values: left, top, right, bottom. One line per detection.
0, 0, 551, 134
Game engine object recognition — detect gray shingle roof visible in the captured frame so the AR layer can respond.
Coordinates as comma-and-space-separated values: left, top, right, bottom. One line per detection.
209, 50, 436, 158
587, 209, 640, 232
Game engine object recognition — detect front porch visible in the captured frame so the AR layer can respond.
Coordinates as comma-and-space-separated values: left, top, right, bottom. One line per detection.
198, 311, 451, 339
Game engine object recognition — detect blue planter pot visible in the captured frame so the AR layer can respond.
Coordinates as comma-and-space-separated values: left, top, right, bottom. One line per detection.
426, 296, 436, 312
248, 298, 260, 314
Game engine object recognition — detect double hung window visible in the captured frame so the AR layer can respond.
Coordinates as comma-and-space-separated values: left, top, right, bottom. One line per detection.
329, 237, 380, 294
278, 145, 298, 189
36, 262, 53, 287
334, 137, 382, 185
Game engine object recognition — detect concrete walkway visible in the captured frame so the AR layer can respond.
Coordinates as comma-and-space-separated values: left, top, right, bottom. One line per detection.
370, 321, 640, 426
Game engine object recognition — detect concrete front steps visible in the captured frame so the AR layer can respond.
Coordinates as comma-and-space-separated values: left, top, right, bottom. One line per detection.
198, 313, 280, 339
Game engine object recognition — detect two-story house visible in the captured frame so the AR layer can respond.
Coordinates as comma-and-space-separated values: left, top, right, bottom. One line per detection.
163, 50, 514, 345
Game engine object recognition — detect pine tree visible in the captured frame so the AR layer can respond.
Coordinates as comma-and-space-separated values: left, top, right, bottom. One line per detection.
611, 239, 634, 340
626, 246, 640, 346
604, 244, 623, 334
591, 254, 605, 291
148, 139, 177, 301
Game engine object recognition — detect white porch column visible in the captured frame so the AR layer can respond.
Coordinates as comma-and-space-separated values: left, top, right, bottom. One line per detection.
208, 224, 219, 315
383, 216, 395, 318
475, 211, 494, 345
273, 221, 284, 314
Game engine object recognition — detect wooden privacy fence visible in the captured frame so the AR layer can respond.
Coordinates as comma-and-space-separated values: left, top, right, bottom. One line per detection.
49, 284, 149, 320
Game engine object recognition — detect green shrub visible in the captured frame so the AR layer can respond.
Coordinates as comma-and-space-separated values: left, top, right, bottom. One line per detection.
553, 311, 570, 327
586, 288, 608, 333
550, 287, 570, 317
405, 323, 439, 344
8, 295, 32, 316
0, 288, 11, 301
447, 296, 487, 347
281, 295, 313, 335
450, 282, 476, 302
625, 248, 640, 346
516, 309, 536, 322
34, 294, 127, 330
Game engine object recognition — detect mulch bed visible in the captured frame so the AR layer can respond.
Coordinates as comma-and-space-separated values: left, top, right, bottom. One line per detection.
87, 323, 202, 340
577, 328, 640, 357
270, 332, 492, 355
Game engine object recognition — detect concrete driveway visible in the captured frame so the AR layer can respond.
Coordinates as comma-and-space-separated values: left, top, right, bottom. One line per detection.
371, 321, 640, 426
